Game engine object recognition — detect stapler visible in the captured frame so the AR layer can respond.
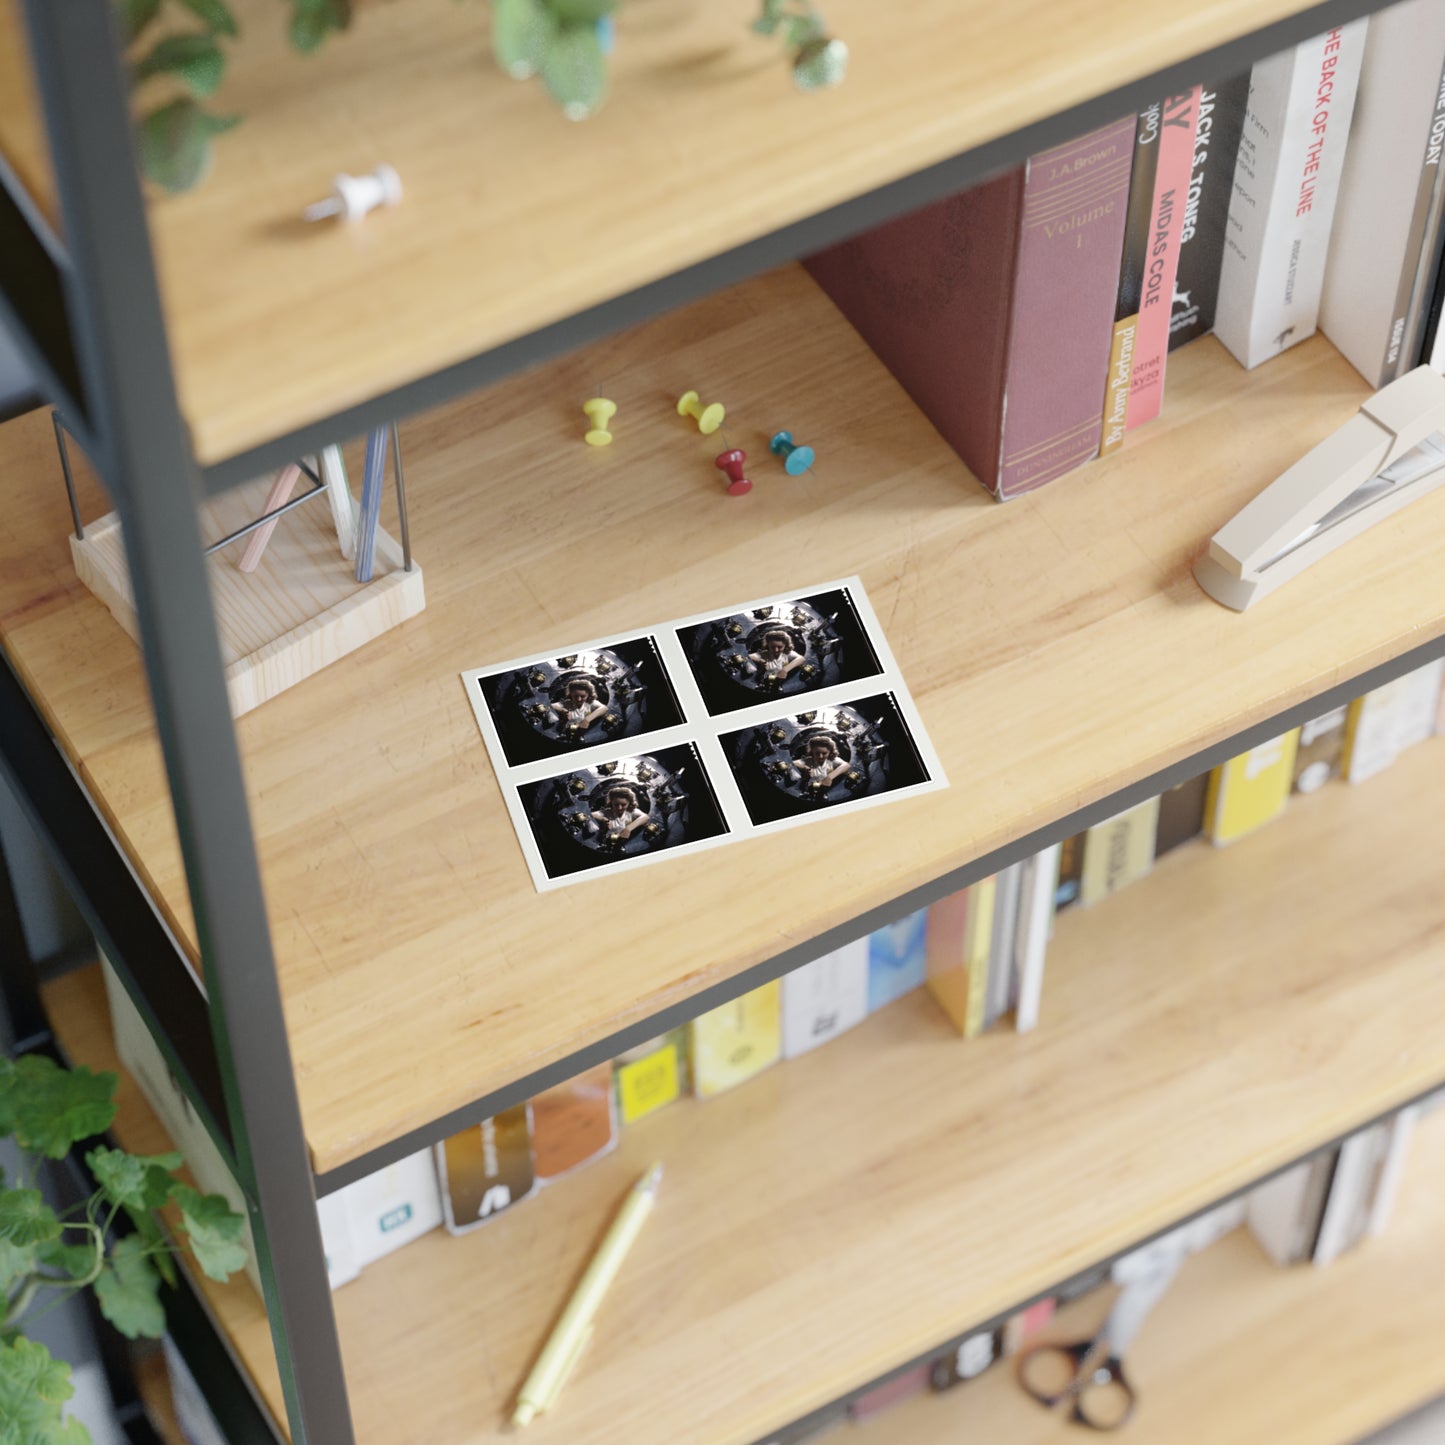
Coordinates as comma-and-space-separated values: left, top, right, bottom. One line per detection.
1194, 365, 1445, 610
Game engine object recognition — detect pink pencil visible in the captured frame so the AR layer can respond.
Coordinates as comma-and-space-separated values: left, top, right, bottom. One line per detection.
237, 463, 302, 574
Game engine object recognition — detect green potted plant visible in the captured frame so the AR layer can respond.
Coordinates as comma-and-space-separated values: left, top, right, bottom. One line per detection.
0, 1051, 246, 1444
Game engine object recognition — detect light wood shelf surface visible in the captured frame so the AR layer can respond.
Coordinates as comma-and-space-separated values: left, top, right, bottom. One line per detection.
135, 0, 1337, 465
854, 1108, 1445, 1445
44, 735, 1445, 1443
4, 266, 1445, 1173
0, 0, 58, 231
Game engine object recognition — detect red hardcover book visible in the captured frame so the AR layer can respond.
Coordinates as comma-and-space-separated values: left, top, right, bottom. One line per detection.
805, 117, 1135, 499
1125, 88, 1201, 429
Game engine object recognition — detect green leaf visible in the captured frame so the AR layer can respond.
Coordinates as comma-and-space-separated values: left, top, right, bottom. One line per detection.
792, 35, 847, 89
172, 1185, 247, 1282
784, 13, 823, 47
176, 0, 239, 36
539, 22, 607, 119
0, 1190, 61, 1248
0, 1336, 90, 1445
36, 1235, 101, 1283
5, 1057, 116, 1159
545, 0, 615, 22
289, 0, 350, 52
0, 1236, 35, 1295
117, 1207, 176, 1288
137, 99, 214, 193
492, 0, 553, 78
751, 0, 785, 34
85, 1146, 181, 1213
132, 32, 226, 99
117, 0, 162, 44
93, 1236, 165, 1340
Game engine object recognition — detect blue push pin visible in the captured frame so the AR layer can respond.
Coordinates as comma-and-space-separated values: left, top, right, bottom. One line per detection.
769, 430, 815, 475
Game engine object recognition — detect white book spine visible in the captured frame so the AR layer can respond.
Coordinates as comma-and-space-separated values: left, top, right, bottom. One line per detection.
1367, 1105, 1421, 1237
1312, 1128, 1376, 1265
1012, 844, 1061, 1034
1216, 21, 1368, 369
780, 940, 870, 1058
984, 862, 1023, 1028
1319, 0, 1445, 386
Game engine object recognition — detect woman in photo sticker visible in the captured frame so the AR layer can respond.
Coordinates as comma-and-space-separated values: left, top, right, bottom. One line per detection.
793, 735, 850, 797
748, 629, 805, 691
549, 678, 608, 740
590, 785, 651, 852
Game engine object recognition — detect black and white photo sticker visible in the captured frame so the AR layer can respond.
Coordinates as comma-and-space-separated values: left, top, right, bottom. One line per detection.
461, 579, 946, 891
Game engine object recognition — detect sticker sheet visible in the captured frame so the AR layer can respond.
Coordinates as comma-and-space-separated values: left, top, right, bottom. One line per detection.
461, 578, 946, 891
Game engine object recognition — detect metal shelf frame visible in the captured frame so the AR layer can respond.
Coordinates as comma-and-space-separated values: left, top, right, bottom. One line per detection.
0, 0, 1428, 1441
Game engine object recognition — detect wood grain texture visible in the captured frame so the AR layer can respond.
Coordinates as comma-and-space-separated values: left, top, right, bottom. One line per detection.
41, 735, 1445, 1443
68, 480, 424, 717
137, 0, 1338, 464
854, 1109, 1445, 1445
0, 0, 58, 231
5, 267, 1445, 1173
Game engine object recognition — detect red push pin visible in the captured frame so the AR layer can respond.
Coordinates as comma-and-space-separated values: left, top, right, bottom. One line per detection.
714, 447, 752, 496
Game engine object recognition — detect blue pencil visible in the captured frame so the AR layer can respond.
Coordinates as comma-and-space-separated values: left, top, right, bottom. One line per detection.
354, 425, 388, 583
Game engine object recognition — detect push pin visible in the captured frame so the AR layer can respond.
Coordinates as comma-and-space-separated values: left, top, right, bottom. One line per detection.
769, 429, 815, 475
677, 390, 726, 434
303, 164, 403, 224
714, 448, 752, 496
583, 397, 616, 446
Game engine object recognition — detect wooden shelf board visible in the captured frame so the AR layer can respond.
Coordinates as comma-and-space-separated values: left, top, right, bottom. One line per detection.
44, 736, 1445, 1444
0, 0, 58, 232
853, 1107, 1445, 1445
144, 0, 1339, 465
6, 266, 1445, 1174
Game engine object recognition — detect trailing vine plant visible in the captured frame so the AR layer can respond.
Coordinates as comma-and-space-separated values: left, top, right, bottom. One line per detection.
0, 1053, 246, 1445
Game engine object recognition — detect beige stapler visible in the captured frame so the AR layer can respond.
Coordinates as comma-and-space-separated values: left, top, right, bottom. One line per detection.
1194, 365, 1445, 610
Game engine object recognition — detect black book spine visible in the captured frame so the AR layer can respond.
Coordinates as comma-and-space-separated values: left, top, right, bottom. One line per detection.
1114, 101, 1163, 324
1168, 72, 1250, 350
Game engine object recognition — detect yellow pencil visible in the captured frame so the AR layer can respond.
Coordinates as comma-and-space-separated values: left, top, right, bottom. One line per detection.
511, 1162, 663, 1427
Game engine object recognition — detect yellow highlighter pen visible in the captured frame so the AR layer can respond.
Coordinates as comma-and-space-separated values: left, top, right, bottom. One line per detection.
512, 1162, 663, 1428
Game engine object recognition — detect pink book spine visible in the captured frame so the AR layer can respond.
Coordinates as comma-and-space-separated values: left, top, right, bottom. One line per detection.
1125, 88, 1201, 430
997, 117, 1136, 498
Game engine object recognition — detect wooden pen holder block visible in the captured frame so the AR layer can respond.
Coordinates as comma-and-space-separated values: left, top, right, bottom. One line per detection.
70, 476, 425, 718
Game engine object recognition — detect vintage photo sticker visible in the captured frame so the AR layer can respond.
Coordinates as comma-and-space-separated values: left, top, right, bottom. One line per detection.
476, 635, 686, 768
718, 691, 931, 827
675, 586, 883, 717
515, 743, 729, 882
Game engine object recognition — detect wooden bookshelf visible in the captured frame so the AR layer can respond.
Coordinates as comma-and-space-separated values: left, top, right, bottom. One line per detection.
852, 1107, 1445, 1445
0, 0, 57, 230
44, 734, 1445, 1444
121, 0, 1334, 465
6, 264, 1445, 1174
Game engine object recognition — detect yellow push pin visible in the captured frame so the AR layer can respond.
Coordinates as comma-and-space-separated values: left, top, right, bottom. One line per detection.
583, 397, 616, 447
676, 389, 725, 435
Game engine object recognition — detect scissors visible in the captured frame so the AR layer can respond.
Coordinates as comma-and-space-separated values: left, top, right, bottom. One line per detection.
1016, 1242, 1184, 1430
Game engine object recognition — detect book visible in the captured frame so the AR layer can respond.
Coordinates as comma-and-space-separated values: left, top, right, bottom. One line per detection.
805, 116, 1135, 498
348, 1148, 446, 1262
1124, 87, 1201, 429
1169, 73, 1251, 349
690, 981, 783, 1097
780, 941, 870, 1058
1013, 843, 1061, 1034
1214, 22, 1369, 369
866, 908, 929, 1012
1367, 1105, 1421, 1237
999, 1297, 1057, 1357
1246, 1150, 1337, 1264
1100, 103, 1163, 456
929, 1327, 1000, 1391
436, 1107, 534, 1234
1312, 1126, 1383, 1265
1342, 661, 1445, 782
1153, 773, 1209, 857
847, 1364, 930, 1421
926, 877, 997, 1036
531, 1063, 617, 1181
1054, 832, 1085, 910
983, 863, 1023, 1029
1292, 705, 1348, 793
1204, 730, 1300, 844
614, 1029, 689, 1122
1320, 0, 1445, 386
1078, 796, 1160, 906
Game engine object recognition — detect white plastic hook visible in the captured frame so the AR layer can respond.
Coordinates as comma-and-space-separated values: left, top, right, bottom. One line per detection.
303, 164, 403, 224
